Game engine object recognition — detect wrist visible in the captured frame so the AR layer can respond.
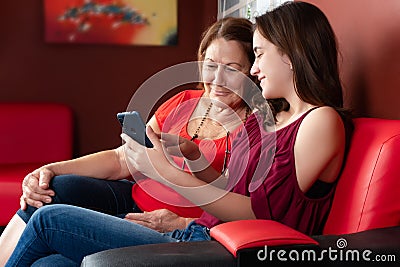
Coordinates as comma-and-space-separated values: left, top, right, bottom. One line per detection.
184, 153, 210, 173
42, 163, 58, 176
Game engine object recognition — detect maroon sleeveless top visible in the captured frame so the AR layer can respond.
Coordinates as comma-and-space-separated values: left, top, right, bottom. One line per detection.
195, 108, 336, 235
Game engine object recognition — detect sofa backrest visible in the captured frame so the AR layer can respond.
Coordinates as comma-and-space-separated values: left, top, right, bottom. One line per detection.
0, 103, 73, 164
323, 118, 400, 235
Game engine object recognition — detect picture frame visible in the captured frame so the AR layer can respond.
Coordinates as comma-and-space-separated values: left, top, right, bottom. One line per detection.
44, 0, 178, 46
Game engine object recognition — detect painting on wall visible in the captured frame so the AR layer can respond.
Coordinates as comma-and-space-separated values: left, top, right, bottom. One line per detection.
44, 0, 178, 46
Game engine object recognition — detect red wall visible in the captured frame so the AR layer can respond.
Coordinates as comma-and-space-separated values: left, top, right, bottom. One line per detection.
302, 0, 400, 119
0, 0, 218, 156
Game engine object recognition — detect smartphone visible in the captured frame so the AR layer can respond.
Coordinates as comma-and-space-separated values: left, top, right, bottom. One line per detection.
117, 111, 153, 148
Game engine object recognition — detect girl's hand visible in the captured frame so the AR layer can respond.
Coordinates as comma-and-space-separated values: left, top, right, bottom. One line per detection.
121, 126, 176, 183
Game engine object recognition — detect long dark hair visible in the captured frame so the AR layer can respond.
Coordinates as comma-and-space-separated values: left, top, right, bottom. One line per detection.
255, 1, 353, 146
255, 2, 352, 119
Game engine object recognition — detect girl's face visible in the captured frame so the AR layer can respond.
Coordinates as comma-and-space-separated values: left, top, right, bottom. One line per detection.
250, 29, 294, 99
202, 38, 251, 109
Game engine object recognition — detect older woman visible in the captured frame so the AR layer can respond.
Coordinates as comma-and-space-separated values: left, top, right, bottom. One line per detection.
0, 17, 258, 266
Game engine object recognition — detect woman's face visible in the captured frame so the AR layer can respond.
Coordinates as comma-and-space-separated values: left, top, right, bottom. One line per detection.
202, 38, 251, 109
250, 29, 293, 99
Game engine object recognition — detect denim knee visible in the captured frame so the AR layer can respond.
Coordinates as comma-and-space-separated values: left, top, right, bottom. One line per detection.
28, 205, 70, 234
31, 255, 78, 267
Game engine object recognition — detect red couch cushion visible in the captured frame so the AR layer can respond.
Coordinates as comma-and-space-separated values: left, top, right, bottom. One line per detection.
210, 220, 318, 257
323, 118, 400, 235
0, 103, 73, 225
0, 163, 45, 225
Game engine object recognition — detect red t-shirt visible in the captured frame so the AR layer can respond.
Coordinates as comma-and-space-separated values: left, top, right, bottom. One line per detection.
132, 90, 242, 218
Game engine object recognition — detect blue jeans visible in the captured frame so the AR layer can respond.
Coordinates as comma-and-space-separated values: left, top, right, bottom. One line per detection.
6, 204, 210, 266
17, 175, 140, 224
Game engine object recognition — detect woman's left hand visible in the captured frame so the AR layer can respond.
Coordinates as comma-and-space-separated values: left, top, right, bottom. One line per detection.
121, 126, 176, 183
124, 209, 191, 232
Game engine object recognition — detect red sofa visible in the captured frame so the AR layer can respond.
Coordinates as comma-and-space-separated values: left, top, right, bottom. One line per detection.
82, 117, 400, 266
0, 103, 73, 226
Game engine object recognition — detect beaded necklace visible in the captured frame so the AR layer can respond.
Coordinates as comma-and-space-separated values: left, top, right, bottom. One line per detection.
190, 102, 214, 141
190, 101, 250, 141
183, 101, 251, 172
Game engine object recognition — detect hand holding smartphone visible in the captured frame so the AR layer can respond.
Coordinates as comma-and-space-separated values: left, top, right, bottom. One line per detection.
117, 111, 153, 148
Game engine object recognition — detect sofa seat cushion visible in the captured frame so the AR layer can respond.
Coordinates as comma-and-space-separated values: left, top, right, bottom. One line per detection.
81, 241, 236, 267
0, 163, 44, 225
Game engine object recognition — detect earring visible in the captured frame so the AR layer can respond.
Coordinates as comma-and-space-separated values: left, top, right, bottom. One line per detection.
289, 64, 293, 70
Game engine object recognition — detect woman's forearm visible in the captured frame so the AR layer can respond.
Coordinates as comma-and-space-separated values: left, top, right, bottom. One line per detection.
44, 146, 131, 180
162, 168, 255, 222
184, 153, 227, 184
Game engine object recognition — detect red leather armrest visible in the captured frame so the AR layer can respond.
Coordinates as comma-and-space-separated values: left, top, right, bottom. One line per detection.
210, 220, 319, 257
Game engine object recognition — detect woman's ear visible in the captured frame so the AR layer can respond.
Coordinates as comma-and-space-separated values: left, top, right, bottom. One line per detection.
286, 55, 293, 71
281, 54, 293, 71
